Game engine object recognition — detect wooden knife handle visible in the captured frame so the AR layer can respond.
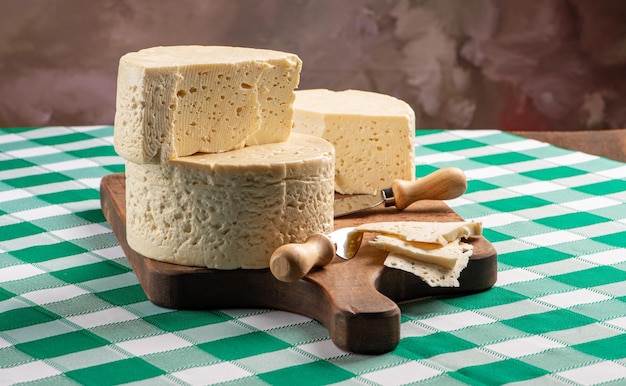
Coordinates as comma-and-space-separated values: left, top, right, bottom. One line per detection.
391, 167, 467, 210
269, 234, 336, 282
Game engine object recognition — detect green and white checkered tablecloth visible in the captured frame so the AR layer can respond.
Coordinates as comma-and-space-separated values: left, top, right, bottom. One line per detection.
1, 126, 625, 385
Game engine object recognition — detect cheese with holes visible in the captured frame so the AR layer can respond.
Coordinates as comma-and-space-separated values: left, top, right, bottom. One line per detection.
125, 133, 334, 269
292, 89, 415, 194
351, 221, 482, 246
347, 220, 481, 287
384, 247, 472, 287
370, 235, 470, 270
114, 45, 302, 163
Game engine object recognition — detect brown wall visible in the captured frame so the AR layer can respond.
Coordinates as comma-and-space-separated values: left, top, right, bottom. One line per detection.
2, 0, 625, 131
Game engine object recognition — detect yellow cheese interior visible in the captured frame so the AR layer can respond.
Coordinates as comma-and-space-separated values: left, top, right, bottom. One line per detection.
354, 221, 482, 246
348, 221, 482, 287
292, 89, 415, 195
114, 45, 302, 163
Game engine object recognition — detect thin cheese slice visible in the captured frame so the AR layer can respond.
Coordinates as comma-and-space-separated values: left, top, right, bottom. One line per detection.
352, 221, 482, 246
369, 235, 468, 270
384, 246, 472, 287
354, 220, 481, 287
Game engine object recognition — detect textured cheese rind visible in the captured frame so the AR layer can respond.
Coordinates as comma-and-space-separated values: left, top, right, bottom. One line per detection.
353, 221, 482, 246
125, 133, 334, 269
114, 45, 302, 163
369, 235, 467, 270
383, 243, 472, 287
292, 89, 415, 195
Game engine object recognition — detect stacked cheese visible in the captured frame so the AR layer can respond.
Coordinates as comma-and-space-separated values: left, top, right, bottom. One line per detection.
114, 46, 335, 269
346, 221, 482, 287
115, 46, 302, 163
292, 89, 415, 195
125, 135, 334, 269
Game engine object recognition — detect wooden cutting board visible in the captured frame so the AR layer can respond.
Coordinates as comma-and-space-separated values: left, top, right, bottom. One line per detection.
100, 173, 497, 354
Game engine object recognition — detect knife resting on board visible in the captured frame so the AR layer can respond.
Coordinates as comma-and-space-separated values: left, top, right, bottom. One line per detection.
334, 167, 467, 217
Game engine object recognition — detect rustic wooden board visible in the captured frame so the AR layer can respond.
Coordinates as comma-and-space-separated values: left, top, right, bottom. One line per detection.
100, 173, 497, 354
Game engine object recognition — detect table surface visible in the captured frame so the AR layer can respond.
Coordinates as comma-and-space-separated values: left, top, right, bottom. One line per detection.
1, 126, 626, 385
512, 129, 626, 163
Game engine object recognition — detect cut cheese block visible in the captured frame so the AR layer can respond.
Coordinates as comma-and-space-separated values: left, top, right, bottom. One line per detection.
352, 221, 482, 246
292, 89, 415, 195
114, 45, 302, 163
125, 133, 334, 270
369, 235, 470, 270
384, 246, 472, 287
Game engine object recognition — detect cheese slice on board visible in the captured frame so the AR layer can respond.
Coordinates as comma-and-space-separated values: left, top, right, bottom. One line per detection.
384, 247, 472, 287
125, 133, 334, 270
352, 221, 482, 246
353, 220, 481, 287
114, 45, 302, 163
292, 89, 415, 195
369, 235, 470, 270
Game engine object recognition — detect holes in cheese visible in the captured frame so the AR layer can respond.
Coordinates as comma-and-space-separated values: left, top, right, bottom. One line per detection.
292, 89, 415, 195
353, 221, 482, 246
384, 245, 472, 288
369, 235, 469, 270
347, 221, 482, 287
114, 45, 302, 164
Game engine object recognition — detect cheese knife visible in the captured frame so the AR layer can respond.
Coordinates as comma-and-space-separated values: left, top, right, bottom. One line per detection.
269, 167, 468, 282
270, 227, 363, 282
334, 167, 468, 217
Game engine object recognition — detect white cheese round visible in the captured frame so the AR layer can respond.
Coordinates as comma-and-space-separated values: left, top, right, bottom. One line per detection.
292, 89, 416, 195
125, 133, 335, 270
114, 45, 302, 163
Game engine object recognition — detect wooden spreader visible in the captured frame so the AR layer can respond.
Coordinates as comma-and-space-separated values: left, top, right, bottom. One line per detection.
100, 173, 497, 355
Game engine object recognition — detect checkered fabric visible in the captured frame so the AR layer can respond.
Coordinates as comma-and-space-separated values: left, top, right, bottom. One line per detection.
1, 126, 625, 385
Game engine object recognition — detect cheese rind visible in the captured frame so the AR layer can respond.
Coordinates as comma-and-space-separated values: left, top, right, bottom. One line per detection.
114, 45, 302, 163
125, 133, 334, 269
292, 89, 416, 195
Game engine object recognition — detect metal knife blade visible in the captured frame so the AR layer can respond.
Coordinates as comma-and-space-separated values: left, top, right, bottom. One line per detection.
269, 227, 364, 282
334, 192, 390, 217
333, 167, 467, 217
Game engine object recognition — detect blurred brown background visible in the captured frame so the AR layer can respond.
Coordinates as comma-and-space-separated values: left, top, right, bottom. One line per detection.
2, 0, 626, 131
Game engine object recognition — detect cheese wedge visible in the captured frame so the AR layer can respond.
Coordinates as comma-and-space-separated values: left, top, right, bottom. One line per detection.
292, 89, 415, 195
352, 221, 482, 246
369, 235, 470, 270
384, 247, 472, 287
114, 45, 302, 163
125, 133, 334, 269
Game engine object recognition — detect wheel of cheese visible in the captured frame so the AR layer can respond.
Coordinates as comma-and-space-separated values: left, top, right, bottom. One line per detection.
114, 45, 302, 163
292, 89, 415, 195
125, 133, 334, 270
